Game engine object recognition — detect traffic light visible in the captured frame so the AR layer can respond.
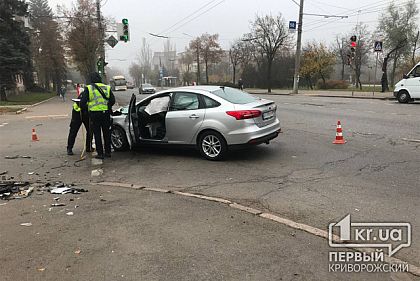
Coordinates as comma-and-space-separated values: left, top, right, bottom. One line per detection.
97, 58, 102, 73
350, 35, 357, 53
96, 57, 108, 74
120, 18, 129, 42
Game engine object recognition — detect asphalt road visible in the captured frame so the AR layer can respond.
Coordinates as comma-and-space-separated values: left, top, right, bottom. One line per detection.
0, 92, 419, 280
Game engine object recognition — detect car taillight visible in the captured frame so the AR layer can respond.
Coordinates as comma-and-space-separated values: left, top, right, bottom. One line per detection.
226, 110, 261, 120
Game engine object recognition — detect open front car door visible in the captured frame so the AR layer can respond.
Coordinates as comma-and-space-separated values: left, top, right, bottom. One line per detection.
128, 94, 140, 145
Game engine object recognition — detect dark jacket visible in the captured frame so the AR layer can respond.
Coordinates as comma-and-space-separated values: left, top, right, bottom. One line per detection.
80, 84, 115, 113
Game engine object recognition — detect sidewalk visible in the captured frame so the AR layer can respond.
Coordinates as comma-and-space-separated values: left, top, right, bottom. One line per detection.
246, 88, 395, 100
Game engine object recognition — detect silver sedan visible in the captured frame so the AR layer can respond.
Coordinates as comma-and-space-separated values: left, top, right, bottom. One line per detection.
111, 86, 281, 160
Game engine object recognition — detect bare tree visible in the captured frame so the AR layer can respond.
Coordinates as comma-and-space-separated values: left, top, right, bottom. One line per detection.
189, 37, 202, 84
352, 24, 371, 89
200, 33, 223, 84
63, 0, 102, 81
129, 63, 142, 87
332, 36, 347, 80
229, 40, 242, 84
248, 14, 291, 92
138, 38, 152, 83
179, 48, 194, 85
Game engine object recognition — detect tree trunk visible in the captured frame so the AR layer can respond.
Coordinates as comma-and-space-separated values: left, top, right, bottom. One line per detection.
0, 86, 7, 101
205, 60, 209, 84
232, 65, 236, 85
412, 31, 419, 66
306, 77, 313, 90
381, 56, 389, 92
196, 50, 200, 84
390, 52, 398, 86
267, 59, 272, 93
341, 63, 345, 81
320, 73, 326, 88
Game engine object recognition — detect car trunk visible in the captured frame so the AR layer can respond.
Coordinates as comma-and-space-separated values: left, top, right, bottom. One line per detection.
238, 99, 277, 128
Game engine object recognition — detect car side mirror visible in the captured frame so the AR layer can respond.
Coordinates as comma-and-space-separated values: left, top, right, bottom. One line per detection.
403, 74, 409, 79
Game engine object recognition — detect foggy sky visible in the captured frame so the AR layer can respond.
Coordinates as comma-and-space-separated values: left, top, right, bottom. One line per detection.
46, 0, 414, 75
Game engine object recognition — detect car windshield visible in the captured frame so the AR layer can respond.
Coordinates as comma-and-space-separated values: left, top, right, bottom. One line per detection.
211, 87, 258, 104
114, 79, 126, 86
143, 83, 152, 88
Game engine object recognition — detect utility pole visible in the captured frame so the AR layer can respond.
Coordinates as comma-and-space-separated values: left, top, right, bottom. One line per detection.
96, 0, 106, 81
292, 0, 304, 94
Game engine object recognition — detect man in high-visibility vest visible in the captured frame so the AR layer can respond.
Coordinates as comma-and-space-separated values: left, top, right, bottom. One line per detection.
80, 72, 115, 159
66, 86, 92, 155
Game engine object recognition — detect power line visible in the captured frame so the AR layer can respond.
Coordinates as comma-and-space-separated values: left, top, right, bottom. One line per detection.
305, 0, 418, 31
164, 0, 225, 35
156, 0, 219, 36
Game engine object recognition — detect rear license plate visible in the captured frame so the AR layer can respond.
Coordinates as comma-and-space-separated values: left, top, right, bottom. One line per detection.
262, 110, 275, 120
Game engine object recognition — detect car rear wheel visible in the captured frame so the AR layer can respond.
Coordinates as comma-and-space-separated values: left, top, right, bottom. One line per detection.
111, 125, 129, 151
198, 131, 227, 161
397, 90, 411, 103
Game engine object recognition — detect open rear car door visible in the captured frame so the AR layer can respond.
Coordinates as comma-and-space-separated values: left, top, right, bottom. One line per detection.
128, 94, 140, 145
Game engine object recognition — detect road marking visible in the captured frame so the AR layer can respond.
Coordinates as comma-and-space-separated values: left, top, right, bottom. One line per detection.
25, 114, 68, 119
96, 181, 420, 277
402, 138, 420, 143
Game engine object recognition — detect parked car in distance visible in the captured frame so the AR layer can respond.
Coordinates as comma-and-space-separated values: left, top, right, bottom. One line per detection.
139, 83, 156, 94
127, 81, 134, 89
394, 62, 420, 103
111, 86, 281, 160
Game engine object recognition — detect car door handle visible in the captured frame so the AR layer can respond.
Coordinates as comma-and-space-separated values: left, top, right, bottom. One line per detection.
189, 114, 199, 119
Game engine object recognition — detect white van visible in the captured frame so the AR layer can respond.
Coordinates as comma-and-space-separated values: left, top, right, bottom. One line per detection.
394, 62, 420, 103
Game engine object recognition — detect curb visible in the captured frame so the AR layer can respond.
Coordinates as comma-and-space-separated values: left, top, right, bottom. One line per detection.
16, 107, 28, 114
30, 96, 56, 108
14, 96, 56, 114
95, 181, 420, 277
249, 92, 395, 100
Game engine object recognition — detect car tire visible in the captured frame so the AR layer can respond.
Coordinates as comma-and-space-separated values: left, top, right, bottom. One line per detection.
397, 90, 411, 103
198, 130, 227, 161
111, 125, 129, 151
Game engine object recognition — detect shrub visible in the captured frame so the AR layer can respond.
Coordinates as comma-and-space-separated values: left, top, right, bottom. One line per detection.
316, 79, 349, 89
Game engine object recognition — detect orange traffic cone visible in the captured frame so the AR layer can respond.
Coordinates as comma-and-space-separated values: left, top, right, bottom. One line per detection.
333, 120, 346, 144
31, 128, 39, 142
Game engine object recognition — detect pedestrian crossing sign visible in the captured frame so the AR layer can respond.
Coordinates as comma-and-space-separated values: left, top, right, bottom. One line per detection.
374, 41, 383, 52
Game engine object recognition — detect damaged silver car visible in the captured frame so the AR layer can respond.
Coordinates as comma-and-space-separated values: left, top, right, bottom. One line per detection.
111, 86, 281, 160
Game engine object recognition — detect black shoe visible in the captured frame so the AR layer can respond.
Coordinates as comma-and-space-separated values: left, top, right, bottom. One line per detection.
67, 149, 74, 155
95, 155, 104, 160
104, 153, 111, 158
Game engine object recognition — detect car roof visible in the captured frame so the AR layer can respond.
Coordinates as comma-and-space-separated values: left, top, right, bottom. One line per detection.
171, 85, 223, 93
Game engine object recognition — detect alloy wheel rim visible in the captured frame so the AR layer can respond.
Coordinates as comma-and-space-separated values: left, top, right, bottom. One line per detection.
111, 129, 123, 148
400, 93, 407, 100
202, 135, 221, 158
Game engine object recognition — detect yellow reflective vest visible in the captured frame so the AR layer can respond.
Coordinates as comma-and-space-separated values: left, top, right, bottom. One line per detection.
87, 83, 111, 112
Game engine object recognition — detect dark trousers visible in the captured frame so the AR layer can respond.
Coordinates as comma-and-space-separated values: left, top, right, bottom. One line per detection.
90, 111, 111, 156
67, 109, 92, 150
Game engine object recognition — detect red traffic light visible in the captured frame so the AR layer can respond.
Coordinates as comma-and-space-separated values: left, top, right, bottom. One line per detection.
351, 41, 357, 48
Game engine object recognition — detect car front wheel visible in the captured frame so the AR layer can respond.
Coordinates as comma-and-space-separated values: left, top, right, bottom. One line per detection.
397, 90, 411, 103
198, 131, 227, 161
111, 125, 129, 151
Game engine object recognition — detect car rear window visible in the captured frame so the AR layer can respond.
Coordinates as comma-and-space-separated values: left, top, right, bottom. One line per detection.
211, 87, 258, 104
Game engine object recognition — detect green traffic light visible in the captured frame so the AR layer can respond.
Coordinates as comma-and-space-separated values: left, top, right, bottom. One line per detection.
122, 18, 128, 25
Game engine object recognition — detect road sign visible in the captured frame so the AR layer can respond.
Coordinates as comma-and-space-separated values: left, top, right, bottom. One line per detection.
374, 41, 383, 52
106, 35, 118, 48
289, 21, 297, 30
